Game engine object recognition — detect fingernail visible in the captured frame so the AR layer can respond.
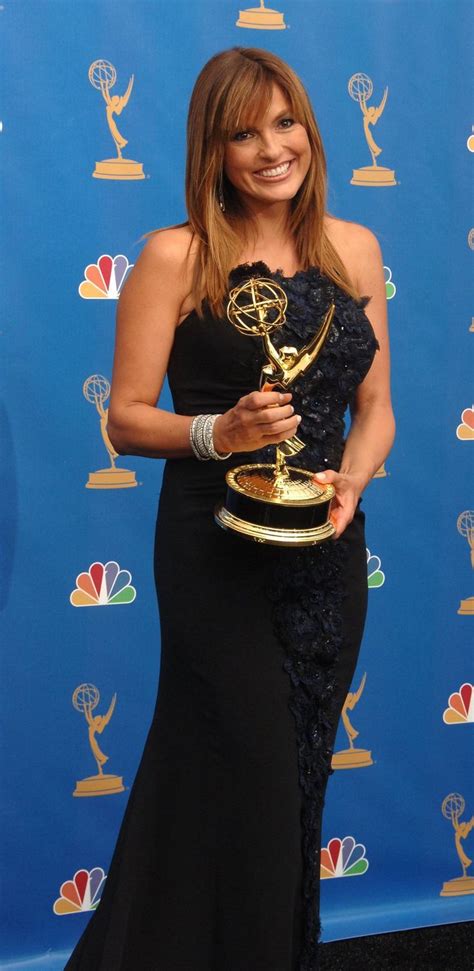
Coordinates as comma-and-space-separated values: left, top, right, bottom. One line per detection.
315, 472, 326, 481
296, 415, 302, 424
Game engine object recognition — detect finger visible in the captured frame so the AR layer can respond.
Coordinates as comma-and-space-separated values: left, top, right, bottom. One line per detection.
256, 404, 295, 426
261, 417, 302, 441
246, 390, 292, 410
313, 469, 340, 486
330, 506, 354, 538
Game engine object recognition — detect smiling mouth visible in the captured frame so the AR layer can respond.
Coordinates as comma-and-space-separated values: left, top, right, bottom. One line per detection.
254, 159, 294, 179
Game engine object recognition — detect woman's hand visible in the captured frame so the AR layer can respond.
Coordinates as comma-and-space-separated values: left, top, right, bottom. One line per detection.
213, 391, 301, 455
313, 470, 366, 539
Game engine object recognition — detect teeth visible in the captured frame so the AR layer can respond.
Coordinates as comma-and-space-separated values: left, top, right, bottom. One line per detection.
257, 161, 291, 178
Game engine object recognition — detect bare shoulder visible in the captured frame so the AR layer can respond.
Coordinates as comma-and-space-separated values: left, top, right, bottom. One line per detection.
120, 223, 197, 322
324, 214, 383, 291
137, 223, 197, 276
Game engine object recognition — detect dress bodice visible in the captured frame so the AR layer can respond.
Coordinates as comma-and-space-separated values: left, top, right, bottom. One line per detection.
167, 260, 379, 472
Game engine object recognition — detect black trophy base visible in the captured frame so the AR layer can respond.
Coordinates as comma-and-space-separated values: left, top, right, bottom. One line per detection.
214, 463, 335, 547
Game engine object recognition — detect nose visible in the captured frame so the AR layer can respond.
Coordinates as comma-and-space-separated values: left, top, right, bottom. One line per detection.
257, 129, 282, 161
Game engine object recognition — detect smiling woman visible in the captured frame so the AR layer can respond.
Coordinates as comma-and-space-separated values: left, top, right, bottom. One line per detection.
65, 46, 394, 971
224, 90, 312, 203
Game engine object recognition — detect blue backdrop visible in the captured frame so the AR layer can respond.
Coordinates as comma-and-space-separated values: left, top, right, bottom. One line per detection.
2, 0, 473, 966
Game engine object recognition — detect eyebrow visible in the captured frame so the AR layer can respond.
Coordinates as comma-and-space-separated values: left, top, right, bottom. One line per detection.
237, 107, 293, 131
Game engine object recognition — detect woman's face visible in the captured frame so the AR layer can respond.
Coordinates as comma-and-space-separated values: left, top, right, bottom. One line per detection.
223, 83, 311, 211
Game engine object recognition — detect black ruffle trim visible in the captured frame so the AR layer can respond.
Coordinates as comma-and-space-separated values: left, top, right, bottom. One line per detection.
229, 261, 380, 474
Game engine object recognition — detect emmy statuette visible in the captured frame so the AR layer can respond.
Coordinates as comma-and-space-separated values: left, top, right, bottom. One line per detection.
457, 511, 474, 615
83, 375, 137, 488
215, 277, 336, 546
439, 793, 474, 896
88, 59, 145, 180
72, 684, 125, 797
348, 73, 396, 187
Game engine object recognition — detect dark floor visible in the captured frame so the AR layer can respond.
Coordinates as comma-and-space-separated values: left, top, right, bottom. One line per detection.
319, 920, 474, 970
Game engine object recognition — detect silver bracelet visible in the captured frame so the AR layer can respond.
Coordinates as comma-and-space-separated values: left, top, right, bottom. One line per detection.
189, 414, 232, 461
189, 415, 209, 460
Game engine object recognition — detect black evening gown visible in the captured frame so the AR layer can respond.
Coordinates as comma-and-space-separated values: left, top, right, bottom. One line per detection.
64, 262, 378, 971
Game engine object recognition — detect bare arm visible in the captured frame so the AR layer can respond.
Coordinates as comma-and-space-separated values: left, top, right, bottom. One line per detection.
107, 230, 197, 457
314, 226, 395, 536
340, 229, 395, 488
107, 230, 300, 459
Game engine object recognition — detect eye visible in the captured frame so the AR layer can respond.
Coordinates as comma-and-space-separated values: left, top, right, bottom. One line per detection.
278, 117, 295, 129
231, 129, 253, 142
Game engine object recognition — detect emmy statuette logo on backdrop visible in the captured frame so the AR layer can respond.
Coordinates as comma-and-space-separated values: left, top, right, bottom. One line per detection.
456, 511, 474, 615
72, 683, 125, 797
348, 73, 396, 186
331, 672, 373, 769
440, 793, 474, 896
89, 59, 145, 179
236, 0, 286, 29
53, 867, 107, 914
83, 374, 137, 489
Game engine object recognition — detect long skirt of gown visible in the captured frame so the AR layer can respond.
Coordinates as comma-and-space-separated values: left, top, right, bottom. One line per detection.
64, 455, 368, 971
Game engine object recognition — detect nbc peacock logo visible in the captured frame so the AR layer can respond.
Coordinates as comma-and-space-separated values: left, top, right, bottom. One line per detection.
456, 405, 474, 440
443, 683, 474, 724
53, 867, 106, 914
70, 561, 136, 607
384, 266, 396, 300
367, 548, 385, 588
79, 254, 133, 299
320, 836, 369, 879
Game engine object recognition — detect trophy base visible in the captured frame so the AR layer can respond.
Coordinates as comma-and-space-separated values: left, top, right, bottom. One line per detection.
440, 876, 474, 896
350, 165, 397, 187
93, 159, 145, 180
86, 468, 137, 489
73, 774, 125, 797
458, 596, 474, 615
331, 748, 373, 769
215, 463, 335, 546
236, 6, 286, 28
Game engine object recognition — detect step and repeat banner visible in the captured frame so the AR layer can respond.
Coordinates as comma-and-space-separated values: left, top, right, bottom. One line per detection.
2, 0, 473, 965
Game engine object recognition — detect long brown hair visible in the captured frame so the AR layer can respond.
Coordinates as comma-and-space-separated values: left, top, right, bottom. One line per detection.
144, 47, 360, 316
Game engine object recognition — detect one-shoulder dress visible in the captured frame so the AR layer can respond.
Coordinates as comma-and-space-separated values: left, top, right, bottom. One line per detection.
65, 262, 379, 971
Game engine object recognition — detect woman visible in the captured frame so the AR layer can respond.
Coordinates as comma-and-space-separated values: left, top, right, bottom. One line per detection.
65, 47, 394, 971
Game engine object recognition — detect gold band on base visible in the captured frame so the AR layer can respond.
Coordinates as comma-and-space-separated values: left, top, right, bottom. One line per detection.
214, 503, 335, 546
